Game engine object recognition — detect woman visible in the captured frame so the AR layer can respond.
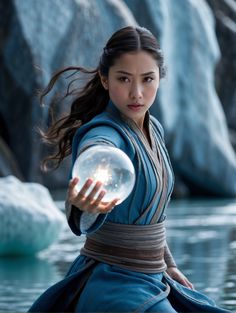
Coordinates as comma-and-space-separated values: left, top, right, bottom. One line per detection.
29, 26, 230, 312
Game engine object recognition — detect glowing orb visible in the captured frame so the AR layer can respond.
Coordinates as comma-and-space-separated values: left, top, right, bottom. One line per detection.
72, 145, 135, 204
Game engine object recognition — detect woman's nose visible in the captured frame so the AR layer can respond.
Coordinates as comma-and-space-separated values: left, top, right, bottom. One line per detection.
129, 83, 143, 101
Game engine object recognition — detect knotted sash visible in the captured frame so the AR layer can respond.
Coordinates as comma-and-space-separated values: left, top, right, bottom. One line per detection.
80, 221, 167, 273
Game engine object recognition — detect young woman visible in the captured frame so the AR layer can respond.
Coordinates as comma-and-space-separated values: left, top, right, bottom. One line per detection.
28, 26, 230, 313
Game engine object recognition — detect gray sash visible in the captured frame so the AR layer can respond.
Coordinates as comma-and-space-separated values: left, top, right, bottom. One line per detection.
81, 221, 167, 273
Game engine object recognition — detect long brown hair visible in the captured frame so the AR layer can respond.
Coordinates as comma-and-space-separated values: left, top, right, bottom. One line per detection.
41, 26, 166, 170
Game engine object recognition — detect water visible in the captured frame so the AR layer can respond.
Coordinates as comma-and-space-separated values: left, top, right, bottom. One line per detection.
0, 198, 236, 312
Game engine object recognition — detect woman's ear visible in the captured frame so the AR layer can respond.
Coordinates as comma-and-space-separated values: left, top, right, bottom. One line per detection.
99, 71, 109, 90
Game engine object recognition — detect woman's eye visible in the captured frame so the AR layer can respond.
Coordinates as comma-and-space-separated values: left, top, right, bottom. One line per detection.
144, 77, 154, 83
118, 76, 129, 82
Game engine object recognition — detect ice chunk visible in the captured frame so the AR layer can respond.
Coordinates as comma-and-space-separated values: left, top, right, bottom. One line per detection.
0, 176, 64, 256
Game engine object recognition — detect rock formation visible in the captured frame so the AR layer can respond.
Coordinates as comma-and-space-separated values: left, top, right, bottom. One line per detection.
0, 0, 136, 187
206, 0, 236, 147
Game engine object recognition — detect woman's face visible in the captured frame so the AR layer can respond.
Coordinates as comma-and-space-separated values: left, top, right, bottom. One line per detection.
101, 51, 160, 129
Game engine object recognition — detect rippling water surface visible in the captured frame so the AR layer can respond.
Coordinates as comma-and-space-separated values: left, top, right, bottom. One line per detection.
0, 198, 236, 312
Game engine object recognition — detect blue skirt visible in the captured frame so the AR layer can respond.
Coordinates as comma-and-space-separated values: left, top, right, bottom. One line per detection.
28, 255, 231, 313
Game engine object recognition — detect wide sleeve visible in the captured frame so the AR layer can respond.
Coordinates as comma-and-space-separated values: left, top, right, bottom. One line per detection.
66, 125, 125, 236
65, 200, 105, 236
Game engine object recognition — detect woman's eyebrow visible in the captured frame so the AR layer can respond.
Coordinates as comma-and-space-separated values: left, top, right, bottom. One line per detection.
115, 70, 156, 76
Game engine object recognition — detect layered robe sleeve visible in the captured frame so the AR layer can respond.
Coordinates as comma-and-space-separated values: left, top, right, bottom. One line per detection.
65, 125, 127, 236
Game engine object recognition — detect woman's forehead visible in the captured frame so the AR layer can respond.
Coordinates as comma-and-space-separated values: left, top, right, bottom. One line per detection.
110, 51, 159, 74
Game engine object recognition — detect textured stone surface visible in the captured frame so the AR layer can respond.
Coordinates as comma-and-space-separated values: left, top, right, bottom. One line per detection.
0, 0, 136, 187
0, 137, 24, 179
206, 0, 236, 132
0, 176, 64, 256
125, 0, 236, 196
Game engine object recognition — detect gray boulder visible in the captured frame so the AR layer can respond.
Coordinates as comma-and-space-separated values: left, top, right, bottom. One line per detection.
125, 0, 236, 196
0, 176, 64, 255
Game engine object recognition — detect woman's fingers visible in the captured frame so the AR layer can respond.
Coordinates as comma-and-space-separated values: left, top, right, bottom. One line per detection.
185, 279, 194, 290
166, 267, 195, 290
67, 177, 79, 199
93, 190, 106, 206
83, 181, 103, 205
76, 178, 93, 199
180, 278, 194, 289
88, 190, 106, 212
67, 178, 120, 214
68, 178, 93, 209
70, 176, 79, 187
86, 196, 119, 214
179, 276, 194, 289
102, 198, 120, 213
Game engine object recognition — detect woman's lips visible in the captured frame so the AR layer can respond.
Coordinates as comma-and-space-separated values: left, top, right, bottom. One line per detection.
127, 104, 144, 111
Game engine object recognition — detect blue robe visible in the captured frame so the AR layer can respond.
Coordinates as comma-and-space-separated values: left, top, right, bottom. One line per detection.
28, 101, 231, 313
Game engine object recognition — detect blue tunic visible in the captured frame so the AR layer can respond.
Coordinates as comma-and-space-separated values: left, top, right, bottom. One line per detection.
28, 101, 231, 313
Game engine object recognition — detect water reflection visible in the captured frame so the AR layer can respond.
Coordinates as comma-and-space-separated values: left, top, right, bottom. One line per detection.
0, 257, 61, 312
0, 199, 235, 312
166, 199, 236, 311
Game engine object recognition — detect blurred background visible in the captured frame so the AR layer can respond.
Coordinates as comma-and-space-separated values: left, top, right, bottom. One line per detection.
0, 0, 236, 312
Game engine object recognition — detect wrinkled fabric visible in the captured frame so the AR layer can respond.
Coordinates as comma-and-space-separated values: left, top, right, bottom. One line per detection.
28, 101, 231, 313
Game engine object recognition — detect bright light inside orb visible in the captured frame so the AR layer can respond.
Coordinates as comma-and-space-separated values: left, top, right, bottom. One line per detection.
93, 166, 111, 185
72, 145, 136, 204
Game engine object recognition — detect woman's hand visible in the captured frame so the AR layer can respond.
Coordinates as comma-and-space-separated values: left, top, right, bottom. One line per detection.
166, 267, 194, 290
67, 177, 120, 214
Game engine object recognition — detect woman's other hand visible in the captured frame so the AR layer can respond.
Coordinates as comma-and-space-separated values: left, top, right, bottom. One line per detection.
166, 267, 194, 290
67, 177, 119, 214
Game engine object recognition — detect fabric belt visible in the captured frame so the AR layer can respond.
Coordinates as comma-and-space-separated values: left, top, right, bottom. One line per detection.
80, 221, 167, 273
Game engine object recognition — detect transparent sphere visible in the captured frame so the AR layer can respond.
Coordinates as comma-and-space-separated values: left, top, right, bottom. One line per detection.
72, 145, 135, 204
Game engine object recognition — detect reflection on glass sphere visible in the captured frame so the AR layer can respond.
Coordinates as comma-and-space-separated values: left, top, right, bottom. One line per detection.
72, 145, 135, 204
